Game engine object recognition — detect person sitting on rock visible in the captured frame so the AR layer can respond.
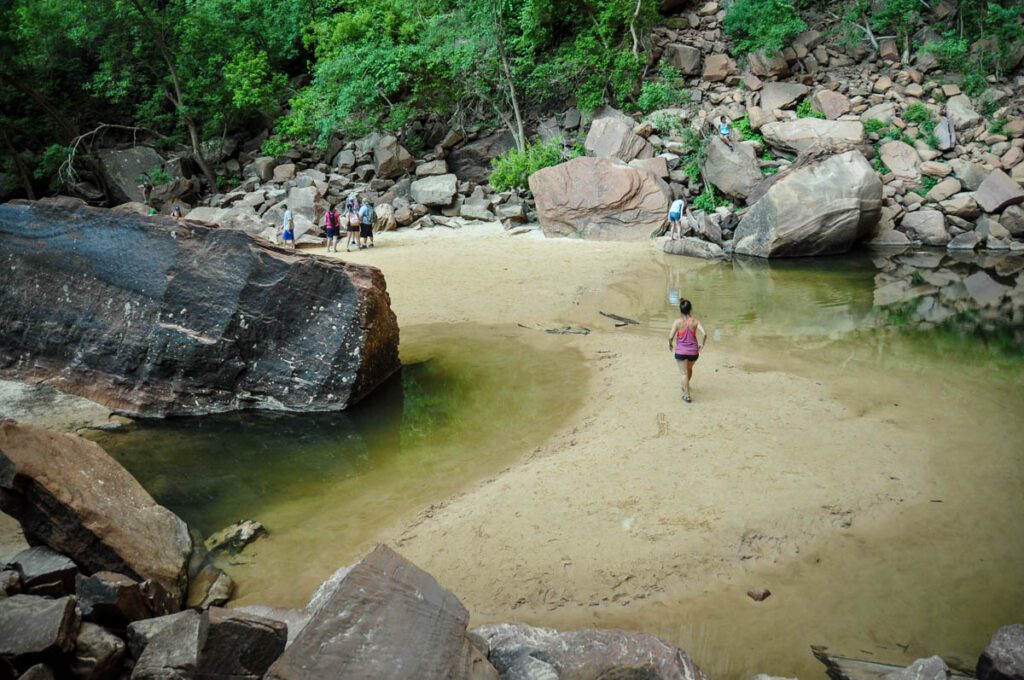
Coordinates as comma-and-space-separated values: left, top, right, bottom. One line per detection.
172, 205, 183, 219
718, 116, 734, 151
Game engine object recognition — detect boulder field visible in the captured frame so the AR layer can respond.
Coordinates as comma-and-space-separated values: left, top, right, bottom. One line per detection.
0, 199, 400, 417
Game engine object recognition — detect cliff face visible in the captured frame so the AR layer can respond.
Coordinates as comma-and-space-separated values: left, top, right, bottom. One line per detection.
0, 200, 400, 417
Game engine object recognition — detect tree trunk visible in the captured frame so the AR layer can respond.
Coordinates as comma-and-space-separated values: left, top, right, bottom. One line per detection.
492, 2, 526, 152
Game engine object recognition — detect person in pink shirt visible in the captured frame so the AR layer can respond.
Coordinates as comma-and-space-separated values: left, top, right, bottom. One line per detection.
667, 298, 707, 403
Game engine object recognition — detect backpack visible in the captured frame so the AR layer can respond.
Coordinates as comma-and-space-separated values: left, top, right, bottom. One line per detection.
362, 204, 375, 225
347, 211, 361, 228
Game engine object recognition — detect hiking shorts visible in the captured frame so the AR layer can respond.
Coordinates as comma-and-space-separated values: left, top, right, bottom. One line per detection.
360, 224, 373, 238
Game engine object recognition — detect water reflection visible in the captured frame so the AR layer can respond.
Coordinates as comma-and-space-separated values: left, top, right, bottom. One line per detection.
658, 249, 1023, 357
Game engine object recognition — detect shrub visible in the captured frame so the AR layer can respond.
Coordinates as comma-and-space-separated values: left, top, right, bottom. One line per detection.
637, 81, 675, 114
139, 167, 173, 185
989, 117, 1008, 136
692, 185, 729, 212
684, 160, 701, 183
796, 99, 825, 119
650, 112, 686, 136
863, 118, 887, 134
735, 115, 763, 144
490, 139, 572, 192
723, 0, 807, 56
904, 102, 935, 133
261, 137, 292, 158
912, 175, 938, 197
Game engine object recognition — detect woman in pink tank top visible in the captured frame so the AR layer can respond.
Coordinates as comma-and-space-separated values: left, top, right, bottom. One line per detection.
667, 299, 707, 403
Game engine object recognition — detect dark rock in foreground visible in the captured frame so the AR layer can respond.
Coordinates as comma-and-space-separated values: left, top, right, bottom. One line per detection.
979, 624, 1024, 680
265, 544, 497, 680
0, 595, 80, 667
132, 608, 287, 680
0, 421, 192, 606
473, 622, 709, 680
7, 546, 78, 598
0, 200, 400, 417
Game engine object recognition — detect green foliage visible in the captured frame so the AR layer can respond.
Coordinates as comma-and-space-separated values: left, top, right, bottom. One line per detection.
863, 118, 888, 134
989, 118, 1008, 136
684, 160, 701, 182
869, 0, 924, 44
692, 184, 729, 212
261, 137, 293, 158
637, 82, 675, 113
734, 116, 763, 144
650, 112, 686, 136
904, 102, 935, 132
216, 175, 242, 192
912, 175, 938, 197
723, 0, 807, 56
761, 164, 779, 176
142, 167, 174, 185
796, 99, 825, 119
489, 138, 575, 192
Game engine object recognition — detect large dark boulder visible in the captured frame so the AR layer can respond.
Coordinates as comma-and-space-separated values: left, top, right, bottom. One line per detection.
76, 572, 153, 628
979, 624, 1024, 680
0, 422, 193, 606
265, 544, 497, 680
472, 622, 710, 680
6, 546, 78, 598
448, 131, 516, 184
0, 595, 80, 668
0, 200, 400, 416
131, 608, 287, 680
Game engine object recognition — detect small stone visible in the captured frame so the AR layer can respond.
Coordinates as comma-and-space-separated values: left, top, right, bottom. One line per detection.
925, 177, 961, 203
975, 169, 1024, 213
874, 76, 894, 93
7, 546, 77, 598
204, 519, 267, 555
747, 588, 772, 602
70, 622, 125, 680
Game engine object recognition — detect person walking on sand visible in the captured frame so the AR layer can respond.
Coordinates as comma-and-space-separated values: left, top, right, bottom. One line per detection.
668, 196, 688, 240
718, 115, 734, 151
281, 205, 295, 249
668, 298, 707, 403
344, 200, 361, 252
324, 203, 340, 253
358, 198, 375, 249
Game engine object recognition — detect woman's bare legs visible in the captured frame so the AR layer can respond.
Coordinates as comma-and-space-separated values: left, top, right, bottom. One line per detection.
676, 359, 690, 401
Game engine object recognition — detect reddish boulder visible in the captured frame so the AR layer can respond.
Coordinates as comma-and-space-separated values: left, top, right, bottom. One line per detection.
529, 157, 672, 241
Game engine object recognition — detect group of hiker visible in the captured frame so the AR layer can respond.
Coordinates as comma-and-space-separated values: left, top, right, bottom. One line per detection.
279, 196, 376, 253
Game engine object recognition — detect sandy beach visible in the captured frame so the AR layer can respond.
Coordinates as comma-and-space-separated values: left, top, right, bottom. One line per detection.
319, 223, 1019, 629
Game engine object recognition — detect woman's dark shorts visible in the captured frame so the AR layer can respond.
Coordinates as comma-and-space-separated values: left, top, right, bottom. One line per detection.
359, 224, 373, 238
325, 227, 338, 238
674, 353, 699, 362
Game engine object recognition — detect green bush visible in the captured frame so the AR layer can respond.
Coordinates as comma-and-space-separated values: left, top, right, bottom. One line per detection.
261, 137, 293, 158
490, 139, 572, 192
989, 118, 1008, 136
723, 0, 807, 56
692, 185, 729, 212
863, 118, 887, 134
650, 112, 686, 136
904, 102, 935, 132
637, 82, 675, 113
734, 115, 763, 144
912, 175, 938, 197
796, 99, 824, 119
139, 167, 174, 185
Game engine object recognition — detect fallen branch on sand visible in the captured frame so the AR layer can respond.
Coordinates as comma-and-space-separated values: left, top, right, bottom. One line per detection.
517, 323, 591, 335
599, 311, 639, 327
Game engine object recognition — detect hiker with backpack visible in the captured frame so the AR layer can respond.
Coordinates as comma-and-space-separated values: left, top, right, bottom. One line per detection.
358, 199, 375, 249
344, 201, 361, 252
323, 204, 341, 253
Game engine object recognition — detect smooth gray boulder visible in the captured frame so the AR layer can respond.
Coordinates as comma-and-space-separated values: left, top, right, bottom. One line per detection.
473, 622, 709, 680
97, 147, 165, 204
733, 150, 882, 257
975, 170, 1024, 213
761, 119, 865, 154
703, 137, 763, 202
663, 237, 726, 259
760, 82, 809, 113
665, 43, 702, 74
978, 624, 1024, 680
946, 94, 981, 130
372, 135, 414, 179
901, 210, 950, 246
410, 174, 458, 207
585, 117, 652, 162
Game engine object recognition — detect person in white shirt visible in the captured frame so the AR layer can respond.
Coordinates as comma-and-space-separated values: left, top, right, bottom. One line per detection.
668, 197, 688, 240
